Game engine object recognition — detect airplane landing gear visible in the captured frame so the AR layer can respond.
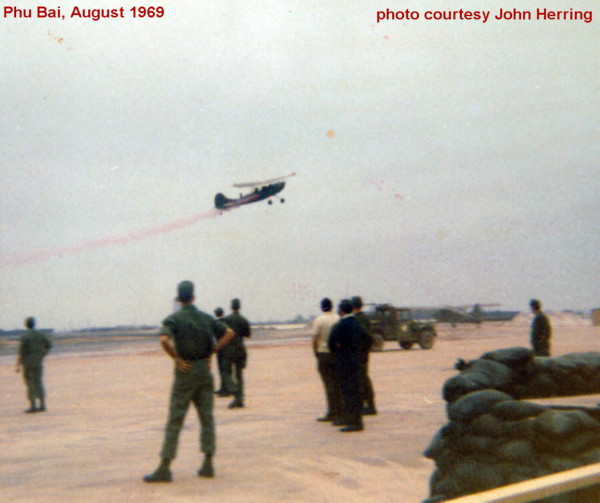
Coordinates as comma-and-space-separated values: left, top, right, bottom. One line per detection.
268, 196, 285, 205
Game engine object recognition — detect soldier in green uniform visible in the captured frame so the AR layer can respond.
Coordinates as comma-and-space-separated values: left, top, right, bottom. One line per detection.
144, 281, 234, 483
351, 296, 377, 415
15, 317, 52, 413
212, 307, 231, 397
222, 298, 251, 409
530, 299, 552, 356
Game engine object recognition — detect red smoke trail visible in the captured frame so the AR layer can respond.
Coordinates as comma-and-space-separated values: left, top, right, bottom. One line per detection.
2, 208, 221, 267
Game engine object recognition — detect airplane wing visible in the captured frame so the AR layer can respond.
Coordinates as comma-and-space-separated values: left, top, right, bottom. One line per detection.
232, 172, 296, 188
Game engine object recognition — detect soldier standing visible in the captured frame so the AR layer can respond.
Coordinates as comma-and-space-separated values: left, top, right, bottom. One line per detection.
144, 281, 234, 483
222, 298, 251, 409
212, 307, 231, 397
312, 298, 343, 422
530, 299, 552, 356
15, 317, 52, 413
352, 296, 377, 415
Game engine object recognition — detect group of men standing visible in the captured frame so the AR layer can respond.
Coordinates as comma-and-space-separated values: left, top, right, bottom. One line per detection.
312, 296, 376, 433
14, 282, 554, 483
213, 298, 251, 409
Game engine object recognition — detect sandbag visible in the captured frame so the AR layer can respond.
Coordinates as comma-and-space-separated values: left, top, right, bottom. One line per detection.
496, 439, 535, 462
442, 374, 481, 403
448, 390, 512, 424
533, 409, 600, 438
463, 359, 514, 389
492, 400, 547, 421
481, 347, 534, 368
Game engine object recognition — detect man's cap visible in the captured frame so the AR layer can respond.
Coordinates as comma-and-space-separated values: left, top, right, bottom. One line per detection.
231, 298, 241, 310
214, 307, 224, 317
177, 281, 195, 302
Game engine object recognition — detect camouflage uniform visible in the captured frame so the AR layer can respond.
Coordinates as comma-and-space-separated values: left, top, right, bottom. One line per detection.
159, 305, 227, 460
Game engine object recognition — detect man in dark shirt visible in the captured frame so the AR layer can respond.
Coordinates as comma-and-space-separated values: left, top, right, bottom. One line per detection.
328, 299, 370, 432
144, 281, 234, 483
15, 317, 52, 413
530, 299, 552, 356
222, 298, 251, 409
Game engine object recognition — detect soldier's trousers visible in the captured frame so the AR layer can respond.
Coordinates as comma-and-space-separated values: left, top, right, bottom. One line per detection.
532, 340, 550, 357
359, 354, 375, 408
317, 352, 344, 418
222, 355, 246, 401
23, 364, 45, 402
216, 351, 226, 391
160, 359, 215, 460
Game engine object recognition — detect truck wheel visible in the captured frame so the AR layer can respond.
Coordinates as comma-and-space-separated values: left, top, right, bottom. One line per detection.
371, 333, 384, 352
399, 341, 414, 350
418, 331, 435, 350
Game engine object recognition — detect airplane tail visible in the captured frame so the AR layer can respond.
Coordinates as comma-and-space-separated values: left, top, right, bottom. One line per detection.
214, 193, 232, 209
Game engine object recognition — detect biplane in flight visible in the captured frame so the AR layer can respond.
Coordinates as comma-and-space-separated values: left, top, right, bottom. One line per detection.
214, 173, 296, 211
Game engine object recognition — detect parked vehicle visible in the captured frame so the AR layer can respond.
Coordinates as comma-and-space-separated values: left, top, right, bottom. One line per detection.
366, 304, 437, 351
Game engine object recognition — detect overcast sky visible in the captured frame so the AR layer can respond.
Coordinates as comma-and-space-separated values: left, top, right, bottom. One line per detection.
1, 1, 598, 330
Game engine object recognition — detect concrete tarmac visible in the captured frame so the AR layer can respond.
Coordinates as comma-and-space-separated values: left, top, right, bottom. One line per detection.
1, 320, 598, 502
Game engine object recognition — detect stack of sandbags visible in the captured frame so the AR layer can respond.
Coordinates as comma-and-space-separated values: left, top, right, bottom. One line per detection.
424, 390, 600, 502
442, 348, 600, 402
512, 352, 600, 399
442, 347, 532, 403
423, 347, 600, 502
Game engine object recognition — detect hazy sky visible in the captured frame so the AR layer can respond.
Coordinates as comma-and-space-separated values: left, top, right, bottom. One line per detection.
1, 1, 598, 330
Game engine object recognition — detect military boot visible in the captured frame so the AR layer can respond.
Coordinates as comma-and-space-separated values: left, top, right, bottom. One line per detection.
228, 392, 244, 409
143, 459, 172, 483
228, 398, 244, 408
198, 454, 214, 478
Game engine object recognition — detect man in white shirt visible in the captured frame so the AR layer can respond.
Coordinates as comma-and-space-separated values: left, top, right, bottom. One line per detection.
312, 298, 343, 422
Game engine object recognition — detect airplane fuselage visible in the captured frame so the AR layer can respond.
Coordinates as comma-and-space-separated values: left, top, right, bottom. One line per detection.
215, 182, 285, 210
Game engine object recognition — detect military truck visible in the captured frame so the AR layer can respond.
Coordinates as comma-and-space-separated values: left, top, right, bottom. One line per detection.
366, 304, 437, 351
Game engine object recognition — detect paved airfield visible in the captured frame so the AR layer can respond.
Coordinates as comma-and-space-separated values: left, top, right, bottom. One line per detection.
1, 319, 598, 502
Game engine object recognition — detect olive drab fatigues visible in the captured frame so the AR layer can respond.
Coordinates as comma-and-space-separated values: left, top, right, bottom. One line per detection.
159, 305, 227, 460
531, 311, 552, 357
354, 311, 376, 412
19, 329, 52, 405
221, 312, 251, 403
